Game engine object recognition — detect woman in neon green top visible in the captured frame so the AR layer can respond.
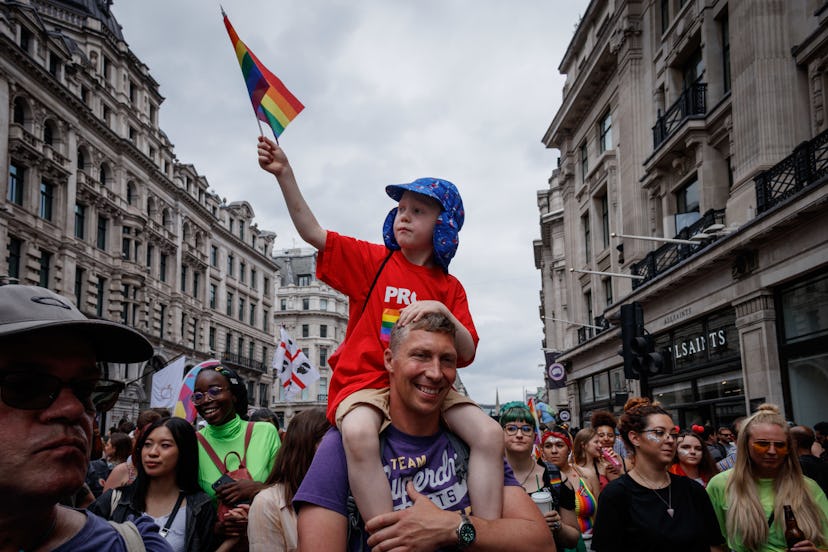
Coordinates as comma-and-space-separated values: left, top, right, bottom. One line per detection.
193, 365, 281, 545
706, 404, 827, 552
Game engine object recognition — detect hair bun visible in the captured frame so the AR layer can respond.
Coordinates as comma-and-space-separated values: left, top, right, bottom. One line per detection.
754, 403, 781, 415
623, 396, 651, 413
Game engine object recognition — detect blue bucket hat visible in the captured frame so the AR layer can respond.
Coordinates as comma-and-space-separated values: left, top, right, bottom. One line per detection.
382, 177, 465, 272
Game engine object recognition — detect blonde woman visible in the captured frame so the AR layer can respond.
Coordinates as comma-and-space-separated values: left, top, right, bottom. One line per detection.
571, 428, 601, 548
706, 404, 828, 552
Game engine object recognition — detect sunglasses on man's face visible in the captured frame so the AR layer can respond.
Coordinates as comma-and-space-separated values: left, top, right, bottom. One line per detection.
750, 440, 788, 454
0, 371, 121, 412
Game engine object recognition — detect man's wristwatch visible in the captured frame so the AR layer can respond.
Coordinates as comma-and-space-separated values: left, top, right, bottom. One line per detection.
456, 512, 476, 548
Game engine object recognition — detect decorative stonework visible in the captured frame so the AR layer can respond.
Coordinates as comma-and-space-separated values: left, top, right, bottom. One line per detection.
733, 292, 774, 319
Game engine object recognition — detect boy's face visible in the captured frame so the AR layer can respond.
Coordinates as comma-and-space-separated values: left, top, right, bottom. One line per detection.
394, 191, 441, 254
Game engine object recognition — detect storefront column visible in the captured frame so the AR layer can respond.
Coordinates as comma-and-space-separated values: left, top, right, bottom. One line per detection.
733, 290, 783, 409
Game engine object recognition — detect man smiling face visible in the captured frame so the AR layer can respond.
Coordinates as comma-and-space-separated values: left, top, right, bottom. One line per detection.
384, 316, 457, 436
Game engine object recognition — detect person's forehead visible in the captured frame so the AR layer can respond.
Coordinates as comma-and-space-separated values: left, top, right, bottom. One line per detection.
402, 329, 456, 353
749, 422, 786, 440
195, 369, 227, 387
399, 190, 441, 210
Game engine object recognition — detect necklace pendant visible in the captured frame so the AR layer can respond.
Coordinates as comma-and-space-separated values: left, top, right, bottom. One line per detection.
667, 508, 674, 518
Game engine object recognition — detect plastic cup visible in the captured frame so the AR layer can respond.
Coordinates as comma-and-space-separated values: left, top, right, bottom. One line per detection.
531, 490, 553, 514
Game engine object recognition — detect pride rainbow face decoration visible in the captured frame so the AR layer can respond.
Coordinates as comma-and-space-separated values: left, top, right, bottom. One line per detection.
222, 9, 304, 138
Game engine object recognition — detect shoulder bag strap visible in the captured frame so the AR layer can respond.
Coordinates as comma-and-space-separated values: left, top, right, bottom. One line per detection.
159, 491, 186, 538
240, 421, 255, 465
359, 250, 393, 318
196, 432, 227, 473
108, 520, 147, 552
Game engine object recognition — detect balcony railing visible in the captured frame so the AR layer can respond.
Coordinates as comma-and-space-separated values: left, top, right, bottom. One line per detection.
630, 209, 726, 289
652, 82, 707, 149
221, 351, 266, 373
576, 316, 610, 344
755, 127, 828, 214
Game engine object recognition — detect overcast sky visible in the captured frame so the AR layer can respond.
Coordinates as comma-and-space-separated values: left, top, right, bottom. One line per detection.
111, 0, 589, 406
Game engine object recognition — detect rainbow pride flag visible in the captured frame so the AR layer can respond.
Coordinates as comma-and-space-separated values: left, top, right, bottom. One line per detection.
380, 308, 401, 347
222, 9, 304, 138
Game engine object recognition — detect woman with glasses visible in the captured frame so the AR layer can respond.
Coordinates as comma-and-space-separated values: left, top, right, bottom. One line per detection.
670, 430, 718, 488
591, 397, 726, 552
590, 410, 627, 490
706, 404, 827, 552
90, 417, 218, 551
193, 365, 281, 550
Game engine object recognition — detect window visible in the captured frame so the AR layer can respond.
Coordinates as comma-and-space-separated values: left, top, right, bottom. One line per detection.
127, 183, 136, 205
211, 245, 218, 267
249, 302, 256, 325
579, 376, 594, 403
146, 244, 154, 268
603, 278, 613, 307
99, 164, 108, 187
193, 271, 200, 298
721, 12, 730, 93
250, 268, 257, 290
226, 292, 233, 316
237, 336, 244, 354
258, 383, 267, 407
600, 194, 610, 248
159, 304, 166, 339
240, 262, 246, 283
227, 254, 234, 277
302, 298, 310, 310
160, 253, 168, 283
39, 182, 54, 221
298, 274, 311, 286
74, 204, 86, 239
97, 217, 108, 250
181, 265, 188, 293
96, 276, 106, 318
229, 219, 235, 234
122, 230, 131, 260
249, 341, 255, 360
74, 267, 85, 306
12, 98, 25, 125
262, 345, 269, 366
263, 309, 269, 333
582, 213, 591, 262
675, 177, 700, 232
319, 346, 329, 368
320, 298, 328, 311
19, 27, 32, 53
128, 126, 136, 143
263, 277, 270, 296
302, 324, 309, 338
320, 324, 328, 338
240, 225, 245, 241
209, 326, 216, 350
238, 297, 245, 322
6, 237, 22, 280
210, 284, 217, 309
226, 332, 232, 353
43, 121, 54, 146
8, 163, 24, 205
682, 48, 703, 89
280, 299, 287, 311
584, 290, 593, 329
129, 80, 136, 103
598, 111, 612, 153
580, 142, 588, 183
48, 51, 60, 77
660, 0, 670, 34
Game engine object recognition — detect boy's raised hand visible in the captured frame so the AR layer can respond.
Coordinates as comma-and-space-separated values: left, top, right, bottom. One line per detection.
257, 135, 290, 177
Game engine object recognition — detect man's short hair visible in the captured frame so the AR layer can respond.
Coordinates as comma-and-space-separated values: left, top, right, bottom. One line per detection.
814, 421, 828, 436
790, 425, 816, 450
388, 312, 456, 352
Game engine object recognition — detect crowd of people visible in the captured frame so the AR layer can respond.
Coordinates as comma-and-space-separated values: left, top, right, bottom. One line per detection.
2, 135, 827, 551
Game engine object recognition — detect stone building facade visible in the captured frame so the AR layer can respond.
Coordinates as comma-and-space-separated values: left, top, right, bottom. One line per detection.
536, 0, 828, 429
272, 247, 348, 426
0, 0, 279, 426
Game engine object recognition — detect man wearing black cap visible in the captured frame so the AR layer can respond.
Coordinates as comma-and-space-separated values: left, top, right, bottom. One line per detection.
0, 285, 172, 551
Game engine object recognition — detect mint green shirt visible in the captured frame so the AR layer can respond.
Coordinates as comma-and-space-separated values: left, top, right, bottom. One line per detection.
706, 470, 828, 552
197, 415, 281, 500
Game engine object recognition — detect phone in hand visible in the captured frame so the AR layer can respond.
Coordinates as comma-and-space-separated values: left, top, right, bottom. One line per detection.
212, 473, 236, 492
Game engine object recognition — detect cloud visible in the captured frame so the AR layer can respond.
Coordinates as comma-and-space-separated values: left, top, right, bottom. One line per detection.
111, 0, 589, 404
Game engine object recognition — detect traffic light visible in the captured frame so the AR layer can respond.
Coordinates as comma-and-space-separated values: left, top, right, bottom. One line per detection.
618, 302, 664, 379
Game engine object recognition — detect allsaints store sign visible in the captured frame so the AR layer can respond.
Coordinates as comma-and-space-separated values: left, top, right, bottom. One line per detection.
657, 308, 739, 373
672, 328, 728, 360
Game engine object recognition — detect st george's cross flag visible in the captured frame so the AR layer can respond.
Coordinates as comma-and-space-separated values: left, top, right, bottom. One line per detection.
272, 326, 319, 402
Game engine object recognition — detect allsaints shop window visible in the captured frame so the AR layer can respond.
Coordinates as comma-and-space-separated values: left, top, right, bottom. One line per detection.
649, 308, 745, 429
578, 367, 627, 424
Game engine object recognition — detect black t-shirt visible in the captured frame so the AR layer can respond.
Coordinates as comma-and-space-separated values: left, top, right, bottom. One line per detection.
591, 473, 724, 552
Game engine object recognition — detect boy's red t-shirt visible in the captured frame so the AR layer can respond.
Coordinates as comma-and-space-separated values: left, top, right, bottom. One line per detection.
317, 231, 478, 423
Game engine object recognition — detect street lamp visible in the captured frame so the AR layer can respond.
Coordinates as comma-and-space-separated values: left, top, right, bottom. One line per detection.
610, 232, 700, 246
570, 267, 645, 280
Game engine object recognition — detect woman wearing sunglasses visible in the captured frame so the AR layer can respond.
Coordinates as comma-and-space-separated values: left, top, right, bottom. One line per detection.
591, 397, 726, 552
706, 404, 827, 552
90, 417, 218, 551
193, 365, 281, 550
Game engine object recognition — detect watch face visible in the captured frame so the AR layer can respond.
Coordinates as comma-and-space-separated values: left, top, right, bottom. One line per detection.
458, 522, 476, 544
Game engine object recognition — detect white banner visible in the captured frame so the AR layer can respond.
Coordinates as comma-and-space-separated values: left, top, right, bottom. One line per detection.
151, 355, 186, 410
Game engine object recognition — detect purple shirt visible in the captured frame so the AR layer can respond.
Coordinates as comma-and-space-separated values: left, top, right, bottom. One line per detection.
295, 426, 517, 551
54, 511, 173, 552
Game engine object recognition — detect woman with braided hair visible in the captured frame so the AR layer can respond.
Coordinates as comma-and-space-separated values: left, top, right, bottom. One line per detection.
591, 397, 725, 552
